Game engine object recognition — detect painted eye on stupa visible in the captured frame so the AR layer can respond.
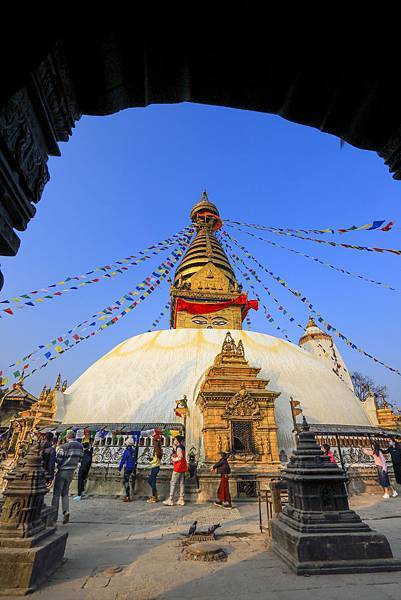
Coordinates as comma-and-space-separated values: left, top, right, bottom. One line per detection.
211, 317, 228, 326
192, 316, 208, 326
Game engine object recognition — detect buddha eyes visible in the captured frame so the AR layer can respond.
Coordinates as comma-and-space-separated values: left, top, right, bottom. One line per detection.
191, 316, 228, 326
211, 317, 228, 326
192, 316, 208, 325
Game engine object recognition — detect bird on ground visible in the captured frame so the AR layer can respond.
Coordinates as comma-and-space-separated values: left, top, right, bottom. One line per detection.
188, 521, 198, 536
207, 523, 221, 534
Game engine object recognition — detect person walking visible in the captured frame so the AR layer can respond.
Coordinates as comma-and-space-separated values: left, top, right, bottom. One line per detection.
41, 432, 56, 486
211, 451, 232, 509
51, 430, 83, 524
118, 437, 137, 502
382, 441, 401, 485
321, 444, 337, 464
74, 441, 93, 501
147, 433, 163, 503
163, 435, 188, 506
363, 444, 399, 499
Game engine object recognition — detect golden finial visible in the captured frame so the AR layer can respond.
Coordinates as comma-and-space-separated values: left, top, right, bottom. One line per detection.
306, 316, 317, 329
55, 373, 62, 390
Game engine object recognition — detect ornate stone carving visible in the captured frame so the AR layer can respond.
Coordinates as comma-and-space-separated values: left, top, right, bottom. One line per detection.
223, 386, 261, 419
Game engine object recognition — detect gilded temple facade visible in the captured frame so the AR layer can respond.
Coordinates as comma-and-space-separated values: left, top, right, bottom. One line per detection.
197, 332, 280, 470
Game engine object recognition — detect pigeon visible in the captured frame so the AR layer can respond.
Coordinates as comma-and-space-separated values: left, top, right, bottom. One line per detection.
188, 520, 197, 536
207, 523, 221, 534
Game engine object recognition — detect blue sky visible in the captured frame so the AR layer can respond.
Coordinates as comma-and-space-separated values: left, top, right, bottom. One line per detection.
1, 103, 400, 404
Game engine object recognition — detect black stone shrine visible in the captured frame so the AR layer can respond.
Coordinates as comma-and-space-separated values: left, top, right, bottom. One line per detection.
271, 425, 401, 575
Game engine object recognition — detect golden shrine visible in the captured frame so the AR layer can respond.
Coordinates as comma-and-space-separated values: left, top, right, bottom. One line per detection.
197, 332, 280, 468
2, 375, 65, 464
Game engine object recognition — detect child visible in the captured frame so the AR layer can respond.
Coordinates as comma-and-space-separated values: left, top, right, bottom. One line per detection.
188, 452, 200, 491
211, 452, 232, 509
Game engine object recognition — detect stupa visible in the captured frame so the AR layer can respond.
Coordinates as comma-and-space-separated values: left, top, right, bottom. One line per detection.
49, 192, 392, 498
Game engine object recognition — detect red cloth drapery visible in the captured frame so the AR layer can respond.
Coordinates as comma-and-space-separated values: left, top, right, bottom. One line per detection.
174, 294, 258, 326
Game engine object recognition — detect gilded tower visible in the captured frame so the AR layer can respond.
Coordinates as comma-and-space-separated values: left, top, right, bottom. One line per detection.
170, 192, 256, 329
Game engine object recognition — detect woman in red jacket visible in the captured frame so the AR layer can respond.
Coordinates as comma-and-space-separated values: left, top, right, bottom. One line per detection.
163, 435, 188, 506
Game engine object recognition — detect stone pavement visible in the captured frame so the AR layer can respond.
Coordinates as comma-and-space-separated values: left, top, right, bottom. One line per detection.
5, 492, 401, 599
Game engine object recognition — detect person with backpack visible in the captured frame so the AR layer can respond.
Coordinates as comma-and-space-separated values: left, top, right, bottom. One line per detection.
118, 437, 137, 502
51, 430, 83, 524
163, 435, 187, 506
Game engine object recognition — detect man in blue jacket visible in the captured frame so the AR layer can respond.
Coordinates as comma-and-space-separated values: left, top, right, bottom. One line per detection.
118, 437, 137, 502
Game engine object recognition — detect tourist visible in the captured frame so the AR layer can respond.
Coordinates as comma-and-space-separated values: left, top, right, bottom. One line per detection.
74, 441, 93, 501
382, 440, 401, 485
211, 451, 232, 509
41, 432, 56, 486
163, 435, 188, 506
147, 433, 163, 503
118, 436, 137, 502
188, 452, 200, 491
363, 444, 399, 499
51, 430, 83, 524
321, 444, 337, 464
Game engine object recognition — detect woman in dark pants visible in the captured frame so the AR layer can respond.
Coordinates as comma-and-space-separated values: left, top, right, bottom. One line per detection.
383, 441, 401, 484
74, 441, 93, 501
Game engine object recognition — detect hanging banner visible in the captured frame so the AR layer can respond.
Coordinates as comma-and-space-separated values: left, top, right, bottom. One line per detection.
0, 227, 194, 317
222, 230, 401, 377
227, 224, 398, 292
2, 240, 192, 385
174, 295, 258, 327
226, 219, 395, 235
226, 220, 401, 256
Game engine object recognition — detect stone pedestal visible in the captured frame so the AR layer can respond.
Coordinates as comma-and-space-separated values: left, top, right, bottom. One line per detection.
271, 427, 401, 575
0, 447, 67, 595
0, 529, 67, 596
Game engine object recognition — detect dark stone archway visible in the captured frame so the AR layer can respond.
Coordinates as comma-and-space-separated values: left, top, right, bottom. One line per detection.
1, 33, 400, 289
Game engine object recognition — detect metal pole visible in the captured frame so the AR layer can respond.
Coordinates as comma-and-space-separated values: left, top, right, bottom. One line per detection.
335, 433, 345, 472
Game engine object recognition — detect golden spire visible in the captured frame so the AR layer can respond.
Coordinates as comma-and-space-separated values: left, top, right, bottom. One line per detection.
306, 316, 317, 329
174, 191, 236, 288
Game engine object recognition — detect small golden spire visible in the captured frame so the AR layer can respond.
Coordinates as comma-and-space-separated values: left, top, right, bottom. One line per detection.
306, 316, 317, 329
55, 373, 62, 391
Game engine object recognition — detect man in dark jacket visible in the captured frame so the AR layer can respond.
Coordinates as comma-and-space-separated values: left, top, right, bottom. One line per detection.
211, 452, 232, 509
118, 437, 137, 502
51, 430, 83, 524
41, 432, 56, 485
74, 442, 93, 501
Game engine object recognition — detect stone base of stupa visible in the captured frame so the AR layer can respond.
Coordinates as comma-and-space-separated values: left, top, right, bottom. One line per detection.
0, 528, 68, 596
271, 516, 401, 575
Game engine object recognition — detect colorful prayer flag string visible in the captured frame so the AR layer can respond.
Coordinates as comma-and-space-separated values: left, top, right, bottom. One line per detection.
147, 301, 170, 332
0, 226, 194, 317
225, 220, 401, 256
2, 240, 191, 384
226, 223, 399, 293
225, 219, 395, 236
222, 230, 401, 377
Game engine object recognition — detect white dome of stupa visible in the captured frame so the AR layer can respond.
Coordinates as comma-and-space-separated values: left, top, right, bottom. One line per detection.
61, 328, 371, 456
